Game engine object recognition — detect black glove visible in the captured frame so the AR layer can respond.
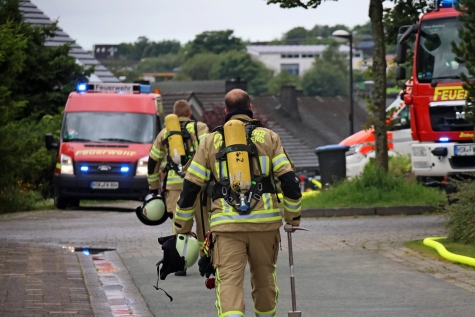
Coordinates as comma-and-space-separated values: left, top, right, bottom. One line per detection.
168, 212, 173, 219
198, 255, 215, 278
150, 188, 159, 195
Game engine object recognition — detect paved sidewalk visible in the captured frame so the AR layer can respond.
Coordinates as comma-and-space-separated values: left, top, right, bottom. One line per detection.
0, 241, 93, 316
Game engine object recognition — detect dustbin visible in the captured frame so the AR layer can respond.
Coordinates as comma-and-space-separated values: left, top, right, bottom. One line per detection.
315, 144, 350, 186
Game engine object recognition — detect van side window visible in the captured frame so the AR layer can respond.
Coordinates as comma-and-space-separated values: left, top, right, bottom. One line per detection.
397, 105, 411, 128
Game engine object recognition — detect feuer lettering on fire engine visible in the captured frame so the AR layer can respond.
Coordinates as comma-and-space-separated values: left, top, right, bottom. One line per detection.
433, 86, 467, 101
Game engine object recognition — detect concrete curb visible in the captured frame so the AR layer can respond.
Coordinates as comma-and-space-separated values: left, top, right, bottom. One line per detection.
302, 205, 434, 217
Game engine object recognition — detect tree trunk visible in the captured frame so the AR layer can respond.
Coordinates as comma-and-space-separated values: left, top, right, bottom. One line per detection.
369, 0, 388, 171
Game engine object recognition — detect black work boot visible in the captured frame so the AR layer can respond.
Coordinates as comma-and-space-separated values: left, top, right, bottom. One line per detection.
174, 269, 187, 276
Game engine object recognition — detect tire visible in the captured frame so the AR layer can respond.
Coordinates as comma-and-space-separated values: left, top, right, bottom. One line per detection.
54, 189, 69, 209
69, 199, 80, 208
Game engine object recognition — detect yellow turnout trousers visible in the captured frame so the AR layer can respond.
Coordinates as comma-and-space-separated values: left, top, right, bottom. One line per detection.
166, 189, 210, 255
212, 230, 281, 317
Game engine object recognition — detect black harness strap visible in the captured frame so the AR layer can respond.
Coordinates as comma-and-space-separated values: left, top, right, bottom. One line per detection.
212, 120, 273, 214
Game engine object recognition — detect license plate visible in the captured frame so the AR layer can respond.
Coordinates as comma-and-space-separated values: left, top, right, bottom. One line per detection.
454, 145, 475, 156
91, 182, 119, 189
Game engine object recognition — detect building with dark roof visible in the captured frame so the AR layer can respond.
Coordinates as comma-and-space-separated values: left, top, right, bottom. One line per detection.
156, 81, 370, 173
21, 1, 119, 83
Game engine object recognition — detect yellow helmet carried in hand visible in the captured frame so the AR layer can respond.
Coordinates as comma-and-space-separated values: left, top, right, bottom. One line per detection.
136, 194, 168, 226
176, 233, 200, 268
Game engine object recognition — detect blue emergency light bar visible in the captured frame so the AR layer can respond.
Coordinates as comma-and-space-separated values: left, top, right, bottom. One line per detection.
120, 166, 129, 173
76, 83, 151, 94
438, 0, 457, 8
80, 166, 89, 172
439, 137, 450, 142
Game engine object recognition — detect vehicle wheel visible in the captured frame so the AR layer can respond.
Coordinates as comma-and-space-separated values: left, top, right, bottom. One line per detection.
54, 190, 68, 209
69, 199, 80, 208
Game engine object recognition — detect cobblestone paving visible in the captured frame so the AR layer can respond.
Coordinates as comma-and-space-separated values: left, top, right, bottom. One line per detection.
1, 202, 474, 316
0, 241, 93, 316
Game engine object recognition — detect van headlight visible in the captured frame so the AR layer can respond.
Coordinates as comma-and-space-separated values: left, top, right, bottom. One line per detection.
412, 147, 427, 157
136, 156, 148, 176
60, 154, 74, 175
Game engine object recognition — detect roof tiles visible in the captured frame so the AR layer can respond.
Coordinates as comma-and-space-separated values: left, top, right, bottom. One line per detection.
22, 1, 119, 83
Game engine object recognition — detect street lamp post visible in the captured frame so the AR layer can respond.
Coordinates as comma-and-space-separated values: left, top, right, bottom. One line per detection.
332, 30, 354, 136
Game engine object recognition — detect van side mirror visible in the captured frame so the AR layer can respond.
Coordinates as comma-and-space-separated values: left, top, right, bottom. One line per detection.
45, 133, 58, 150
396, 66, 406, 81
396, 34, 408, 64
390, 123, 403, 131
396, 25, 417, 64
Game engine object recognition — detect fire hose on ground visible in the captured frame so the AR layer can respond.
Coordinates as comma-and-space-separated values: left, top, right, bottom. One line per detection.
423, 237, 475, 267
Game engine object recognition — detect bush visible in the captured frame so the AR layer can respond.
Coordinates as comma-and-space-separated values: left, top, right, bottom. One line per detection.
445, 174, 475, 244
0, 187, 42, 213
388, 153, 412, 177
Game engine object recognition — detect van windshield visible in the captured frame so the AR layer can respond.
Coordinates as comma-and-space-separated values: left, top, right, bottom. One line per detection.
62, 112, 155, 143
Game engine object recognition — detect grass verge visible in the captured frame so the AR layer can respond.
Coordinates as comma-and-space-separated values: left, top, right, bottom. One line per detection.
301, 160, 446, 209
404, 239, 475, 271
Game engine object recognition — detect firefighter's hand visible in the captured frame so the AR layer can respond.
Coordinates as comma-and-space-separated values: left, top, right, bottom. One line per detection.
198, 255, 215, 278
285, 223, 297, 233
168, 212, 173, 219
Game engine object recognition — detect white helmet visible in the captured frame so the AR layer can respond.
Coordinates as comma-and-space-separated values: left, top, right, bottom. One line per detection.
136, 194, 168, 226
156, 233, 201, 280
176, 233, 200, 268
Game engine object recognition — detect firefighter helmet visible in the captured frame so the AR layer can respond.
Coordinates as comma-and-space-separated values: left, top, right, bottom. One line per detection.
176, 233, 200, 268
156, 233, 200, 280
135, 194, 168, 226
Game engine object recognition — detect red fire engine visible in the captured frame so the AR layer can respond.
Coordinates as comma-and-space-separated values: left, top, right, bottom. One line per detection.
395, 0, 475, 185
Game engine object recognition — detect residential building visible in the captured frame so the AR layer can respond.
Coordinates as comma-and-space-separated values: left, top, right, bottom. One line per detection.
21, 1, 119, 83
246, 45, 365, 76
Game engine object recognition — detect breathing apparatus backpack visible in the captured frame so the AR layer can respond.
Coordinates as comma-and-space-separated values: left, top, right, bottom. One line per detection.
162, 114, 199, 177
212, 119, 279, 215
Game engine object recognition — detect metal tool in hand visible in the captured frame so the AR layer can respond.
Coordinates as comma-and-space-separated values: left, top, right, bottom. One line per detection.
284, 223, 309, 317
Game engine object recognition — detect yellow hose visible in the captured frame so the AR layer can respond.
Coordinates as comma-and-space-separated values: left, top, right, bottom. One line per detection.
278, 191, 319, 200
423, 237, 475, 267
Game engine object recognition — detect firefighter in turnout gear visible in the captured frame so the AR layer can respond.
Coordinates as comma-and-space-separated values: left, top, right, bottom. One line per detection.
175, 89, 302, 316
147, 100, 210, 276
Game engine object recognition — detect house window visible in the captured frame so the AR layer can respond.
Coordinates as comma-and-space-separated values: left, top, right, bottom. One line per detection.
281, 64, 299, 75
281, 54, 286, 58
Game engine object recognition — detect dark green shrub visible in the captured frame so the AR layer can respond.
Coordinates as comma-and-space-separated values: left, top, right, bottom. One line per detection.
445, 174, 475, 244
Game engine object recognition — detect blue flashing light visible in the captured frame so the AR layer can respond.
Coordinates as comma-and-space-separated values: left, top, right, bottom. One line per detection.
440, 0, 456, 8
439, 137, 450, 142
82, 249, 90, 255
77, 83, 88, 92
80, 166, 89, 172
139, 84, 151, 93
120, 166, 130, 173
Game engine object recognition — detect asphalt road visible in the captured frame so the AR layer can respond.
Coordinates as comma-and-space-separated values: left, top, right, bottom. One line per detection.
1, 202, 474, 316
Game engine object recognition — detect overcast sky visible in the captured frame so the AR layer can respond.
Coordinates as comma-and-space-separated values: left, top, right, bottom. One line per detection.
32, 0, 389, 51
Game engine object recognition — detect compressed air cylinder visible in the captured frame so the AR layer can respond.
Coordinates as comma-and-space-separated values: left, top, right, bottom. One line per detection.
165, 114, 186, 166
223, 120, 252, 211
